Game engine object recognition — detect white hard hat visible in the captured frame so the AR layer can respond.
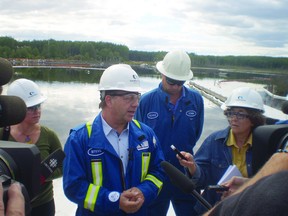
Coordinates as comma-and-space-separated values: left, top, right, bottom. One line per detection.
221, 87, 264, 112
156, 50, 193, 81
7, 78, 47, 107
98, 64, 142, 92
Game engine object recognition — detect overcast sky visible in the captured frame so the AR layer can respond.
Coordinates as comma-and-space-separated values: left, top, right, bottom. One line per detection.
0, 0, 287, 57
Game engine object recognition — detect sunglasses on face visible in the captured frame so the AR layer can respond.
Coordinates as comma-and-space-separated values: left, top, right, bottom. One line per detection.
27, 104, 41, 112
165, 77, 185, 86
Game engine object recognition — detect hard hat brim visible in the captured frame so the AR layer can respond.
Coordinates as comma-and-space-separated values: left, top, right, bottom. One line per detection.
26, 95, 47, 108
98, 87, 143, 92
221, 102, 265, 113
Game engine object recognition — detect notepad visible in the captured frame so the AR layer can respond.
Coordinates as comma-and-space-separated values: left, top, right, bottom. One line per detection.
217, 165, 242, 185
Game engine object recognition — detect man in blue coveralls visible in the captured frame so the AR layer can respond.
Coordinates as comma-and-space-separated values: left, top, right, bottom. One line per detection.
135, 50, 204, 216
63, 64, 165, 216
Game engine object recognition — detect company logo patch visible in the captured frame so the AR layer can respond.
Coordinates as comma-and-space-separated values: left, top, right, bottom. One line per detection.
87, 148, 104, 157
108, 191, 120, 202
147, 112, 158, 119
49, 158, 58, 168
137, 141, 149, 150
186, 110, 197, 118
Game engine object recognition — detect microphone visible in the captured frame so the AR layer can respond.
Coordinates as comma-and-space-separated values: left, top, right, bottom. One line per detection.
161, 161, 212, 210
40, 148, 65, 185
0, 58, 13, 86
161, 160, 195, 193
30, 148, 65, 203
0, 95, 27, 127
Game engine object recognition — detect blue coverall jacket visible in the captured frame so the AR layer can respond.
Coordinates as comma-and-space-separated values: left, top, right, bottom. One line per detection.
63, 114, 165, 216
135, 83, 204, 169
192, 127, 253, 213
135, 83, 204, 215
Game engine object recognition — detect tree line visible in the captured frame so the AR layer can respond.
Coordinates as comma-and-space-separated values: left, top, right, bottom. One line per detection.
0, 36, 287, 71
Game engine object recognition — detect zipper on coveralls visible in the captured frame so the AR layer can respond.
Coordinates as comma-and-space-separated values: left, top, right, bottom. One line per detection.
119, 159, 126, 190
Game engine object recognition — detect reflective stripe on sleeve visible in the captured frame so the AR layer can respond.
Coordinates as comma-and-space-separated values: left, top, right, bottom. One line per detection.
141, 152, 151, 181
84, 184, 100, 212
145, 174, 163, 191
91, 160, 103, 185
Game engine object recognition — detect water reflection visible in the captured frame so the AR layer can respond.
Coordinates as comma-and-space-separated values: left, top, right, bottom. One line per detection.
13, 67, 103, 83
12, 67, 288, 97
193, 69, 288, 97
4, 68, 228, 148
33, 78, 227, 152
8, 67, 285, 147
39, 82, 101, 143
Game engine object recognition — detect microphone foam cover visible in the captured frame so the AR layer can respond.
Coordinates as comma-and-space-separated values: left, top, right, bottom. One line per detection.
161, 161, 195, 193
0, 58, 13, 86
0, 95, 27, 127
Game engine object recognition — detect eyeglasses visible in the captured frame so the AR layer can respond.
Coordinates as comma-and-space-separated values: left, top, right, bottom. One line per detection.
27, 104, 41, 112
165, 77, 185, 86
225, 111, 250, 120
109, 92, 141, 103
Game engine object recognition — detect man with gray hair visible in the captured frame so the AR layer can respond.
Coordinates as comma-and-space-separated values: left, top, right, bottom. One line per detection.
63, 64, 165, 216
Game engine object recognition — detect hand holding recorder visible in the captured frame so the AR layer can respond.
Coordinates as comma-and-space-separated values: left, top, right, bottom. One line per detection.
171, 145, 197, 176
207, 185, 229, 192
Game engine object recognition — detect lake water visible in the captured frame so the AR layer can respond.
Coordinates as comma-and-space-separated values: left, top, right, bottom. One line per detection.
3, 67, 286, 215
4, 68, 235, 146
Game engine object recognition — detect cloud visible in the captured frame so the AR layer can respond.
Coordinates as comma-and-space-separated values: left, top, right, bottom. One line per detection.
181, 0, 288, 48
0, 0, 287, 56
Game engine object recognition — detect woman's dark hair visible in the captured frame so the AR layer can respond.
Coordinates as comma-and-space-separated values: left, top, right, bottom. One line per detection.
247, 109, 266, 129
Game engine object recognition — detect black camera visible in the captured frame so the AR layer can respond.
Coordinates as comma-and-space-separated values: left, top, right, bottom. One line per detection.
252, 124, 288, 173
0, 141, 41, 215
0, 57, 40, 215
